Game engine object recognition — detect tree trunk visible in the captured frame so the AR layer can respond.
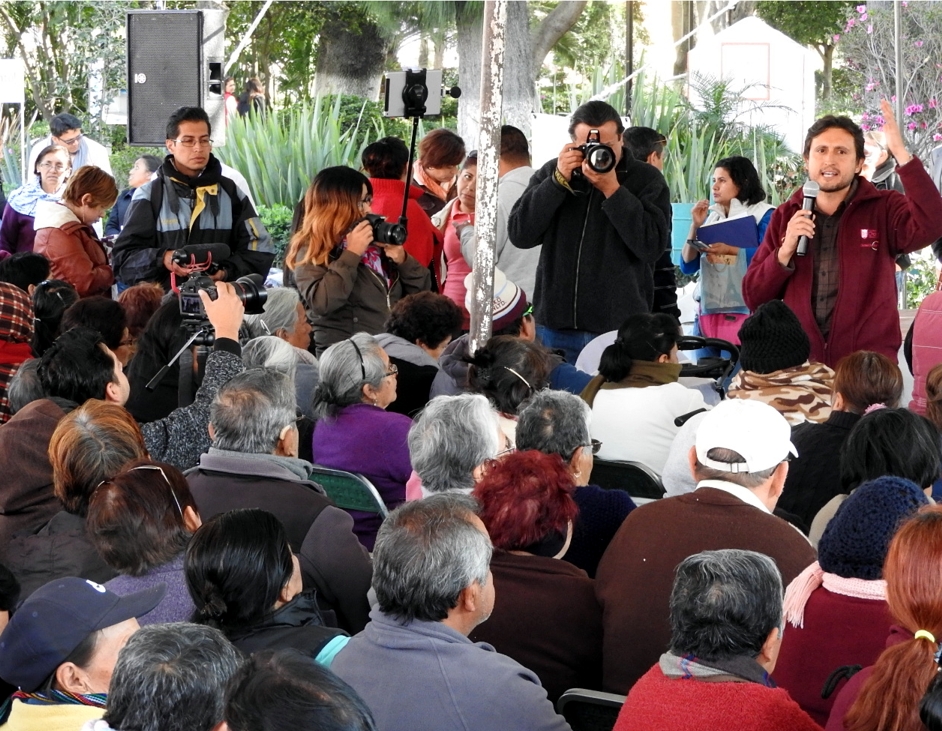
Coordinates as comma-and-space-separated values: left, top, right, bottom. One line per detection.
456, 0, 585, 143
314, 10, 389, 100
455, 1, 483, 145
821, 44, 833, 103
672, 0, 694, 77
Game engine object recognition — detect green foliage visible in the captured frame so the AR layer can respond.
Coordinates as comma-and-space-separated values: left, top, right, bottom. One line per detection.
109, 144, 164, 193
755, 1, 854, 53
628, 71, 802, 204
223, 1, 330, 104
213, 95, 386, 209
905, 251, 939, 310
0, 1, 131, 129
257, 203, 295, 267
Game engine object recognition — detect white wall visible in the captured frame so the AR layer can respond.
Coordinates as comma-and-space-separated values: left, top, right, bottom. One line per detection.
687, 16, 818, 154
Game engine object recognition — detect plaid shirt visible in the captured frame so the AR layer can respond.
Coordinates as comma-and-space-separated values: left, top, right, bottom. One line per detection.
811, 180, 857, 339
0, 282, 34, 423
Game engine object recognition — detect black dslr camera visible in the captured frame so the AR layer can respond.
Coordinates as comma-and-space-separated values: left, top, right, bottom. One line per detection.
573, 129, 616, 175
170, 244, 268, 320
364, 214, 407, 247
178, 272, 268, 320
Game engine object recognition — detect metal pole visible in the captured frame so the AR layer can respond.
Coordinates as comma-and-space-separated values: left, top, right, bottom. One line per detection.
225, 0, 274, 74
18, 102, 24, 185
625, 1, 633, 116
894, 0, 903, 134
468, 0, 506, 355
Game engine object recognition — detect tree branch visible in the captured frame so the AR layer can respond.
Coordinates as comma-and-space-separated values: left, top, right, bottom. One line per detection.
530, 0, 588, 70
0, 5, 53, 120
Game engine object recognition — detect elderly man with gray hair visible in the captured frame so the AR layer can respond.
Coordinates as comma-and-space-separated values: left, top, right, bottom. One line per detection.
98, 623, 241, 731
331, 494, 571, 731
185, 368, 372, 633
405, 393, 503, 499
613, 549, 820, 730
516, 389, 636, 577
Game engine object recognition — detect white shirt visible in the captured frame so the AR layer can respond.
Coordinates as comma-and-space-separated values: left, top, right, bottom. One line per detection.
591, 382, 707, 477
695, 478, 771, 514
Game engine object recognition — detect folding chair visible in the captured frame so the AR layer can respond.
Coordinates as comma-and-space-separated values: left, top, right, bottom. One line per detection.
556, 688, 626, 731
590, 459, 666, 501
309, 465, 389, 517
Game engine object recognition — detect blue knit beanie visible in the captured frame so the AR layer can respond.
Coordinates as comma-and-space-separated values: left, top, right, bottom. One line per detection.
819, 475, 930, 580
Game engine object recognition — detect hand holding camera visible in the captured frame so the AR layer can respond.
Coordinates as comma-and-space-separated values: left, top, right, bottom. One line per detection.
556, 142, 584, 182
198, 281, 244, 341
346, 219, 375, 256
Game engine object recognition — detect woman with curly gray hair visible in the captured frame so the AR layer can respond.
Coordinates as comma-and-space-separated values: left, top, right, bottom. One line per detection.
311, 333, 413, 549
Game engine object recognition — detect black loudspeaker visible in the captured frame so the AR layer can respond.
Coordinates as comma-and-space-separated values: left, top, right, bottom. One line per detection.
127, 9, 226, 146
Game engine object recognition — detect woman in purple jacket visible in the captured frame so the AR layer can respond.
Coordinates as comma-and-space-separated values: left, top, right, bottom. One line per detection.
311, 332, 413, 550
0, 144, 71, 258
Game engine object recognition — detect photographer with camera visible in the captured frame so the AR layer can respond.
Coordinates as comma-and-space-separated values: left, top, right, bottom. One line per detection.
112, 106, 274, 290
287, 166, 431, 356
508, 101, 671, 365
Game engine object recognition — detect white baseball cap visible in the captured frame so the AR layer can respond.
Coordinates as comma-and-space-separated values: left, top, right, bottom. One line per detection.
695, 399, 798, 473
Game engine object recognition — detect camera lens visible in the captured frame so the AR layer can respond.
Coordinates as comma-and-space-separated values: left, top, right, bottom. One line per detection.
587, 146, 616, 173
231, 273, 268, 315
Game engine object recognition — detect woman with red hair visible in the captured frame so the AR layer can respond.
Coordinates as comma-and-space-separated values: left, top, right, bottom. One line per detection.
469, 449, 603, 704
826, 504, 942, 731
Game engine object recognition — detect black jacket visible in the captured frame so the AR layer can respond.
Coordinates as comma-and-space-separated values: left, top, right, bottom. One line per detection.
112, 155, 273, 288
508, 155, 671, 333
226, 590, 347, 658
778, 410, 861, 529
186, 450, 373, 633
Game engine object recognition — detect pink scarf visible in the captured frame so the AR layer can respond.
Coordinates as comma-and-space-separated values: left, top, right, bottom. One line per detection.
783, 561, 887, 628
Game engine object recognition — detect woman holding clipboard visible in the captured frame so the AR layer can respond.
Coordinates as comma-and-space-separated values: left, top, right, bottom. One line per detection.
681, 156, 774, 343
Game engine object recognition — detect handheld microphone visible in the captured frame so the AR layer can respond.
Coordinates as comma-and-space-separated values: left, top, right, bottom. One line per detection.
795, 180, 819, 257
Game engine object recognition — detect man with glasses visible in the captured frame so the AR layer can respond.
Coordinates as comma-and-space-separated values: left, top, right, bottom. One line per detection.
112, 106, 273, 289
27, 112, 113, 176
594, 399, 816, 695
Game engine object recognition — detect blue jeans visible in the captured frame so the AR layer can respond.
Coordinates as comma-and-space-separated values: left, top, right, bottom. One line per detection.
536, 326, 598, 365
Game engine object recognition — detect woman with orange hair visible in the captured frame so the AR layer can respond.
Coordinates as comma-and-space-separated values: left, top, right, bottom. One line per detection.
287, 166, 430, 356
469, 449, 603, 704
33, 165, 118, 298
826, 505, 942, 731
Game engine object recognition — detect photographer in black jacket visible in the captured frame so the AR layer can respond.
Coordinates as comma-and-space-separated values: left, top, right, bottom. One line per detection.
508, 101, 671, 364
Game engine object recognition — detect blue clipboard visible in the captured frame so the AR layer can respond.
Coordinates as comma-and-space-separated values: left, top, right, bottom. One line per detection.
697, 216, 760, 248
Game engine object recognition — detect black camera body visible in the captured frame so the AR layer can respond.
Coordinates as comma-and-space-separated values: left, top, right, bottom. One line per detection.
178, 273, 268, 320
573, 129, 617, 175
364, 213, 408, 247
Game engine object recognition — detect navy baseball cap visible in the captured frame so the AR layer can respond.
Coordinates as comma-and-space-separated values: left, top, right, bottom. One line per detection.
0, 577, 165, 692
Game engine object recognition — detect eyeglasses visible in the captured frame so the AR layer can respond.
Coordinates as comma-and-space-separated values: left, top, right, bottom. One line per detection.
384, 363, 399, 378
172, 136, 213, 148
588, 439, 602, 455
130, 464, 184, 518
56, 133, 83, 146
39, 161, 68, 172
496, 434, 515, 458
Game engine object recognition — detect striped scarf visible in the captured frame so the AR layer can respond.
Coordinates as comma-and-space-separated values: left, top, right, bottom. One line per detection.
12, 689, 107, 707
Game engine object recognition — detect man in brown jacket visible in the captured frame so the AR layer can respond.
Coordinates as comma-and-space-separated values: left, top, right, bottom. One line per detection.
595, 399, 816, 694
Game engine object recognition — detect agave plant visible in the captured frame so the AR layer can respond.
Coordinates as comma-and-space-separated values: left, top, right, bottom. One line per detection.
215, 95, 389, 209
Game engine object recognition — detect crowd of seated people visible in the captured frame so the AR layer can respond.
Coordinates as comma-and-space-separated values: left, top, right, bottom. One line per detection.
6, 103, 942, 731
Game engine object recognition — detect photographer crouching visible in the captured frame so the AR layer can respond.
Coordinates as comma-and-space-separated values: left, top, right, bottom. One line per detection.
286, 166, 431, 357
